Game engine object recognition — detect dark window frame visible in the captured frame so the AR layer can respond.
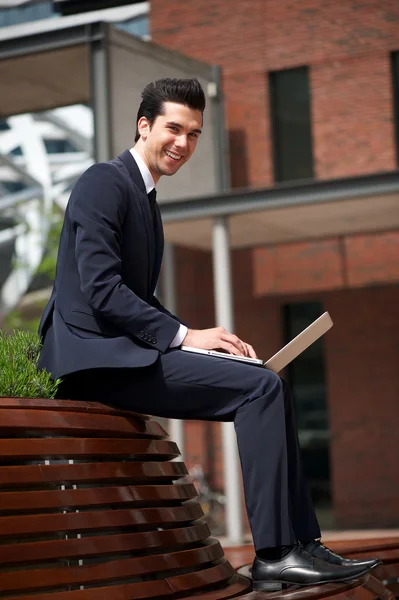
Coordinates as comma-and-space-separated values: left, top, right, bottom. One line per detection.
283, 300, 331, 509
390, 52, 399, 166
269, 66, 314, 183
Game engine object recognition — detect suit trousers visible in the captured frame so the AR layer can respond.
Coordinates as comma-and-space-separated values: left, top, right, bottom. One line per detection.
57, 348, 321, 550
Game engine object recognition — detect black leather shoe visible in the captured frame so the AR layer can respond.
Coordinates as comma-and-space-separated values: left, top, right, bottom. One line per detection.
252, 545, 372, 592
305, 540, 381, 570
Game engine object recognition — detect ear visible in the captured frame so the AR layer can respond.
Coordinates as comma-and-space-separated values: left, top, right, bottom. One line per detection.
137, 116, 151, 140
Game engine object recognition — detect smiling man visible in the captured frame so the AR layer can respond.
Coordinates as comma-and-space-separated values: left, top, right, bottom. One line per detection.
38, 78, 379, 591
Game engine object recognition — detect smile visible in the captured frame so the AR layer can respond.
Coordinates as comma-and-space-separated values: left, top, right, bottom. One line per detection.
165, 150, 182, 161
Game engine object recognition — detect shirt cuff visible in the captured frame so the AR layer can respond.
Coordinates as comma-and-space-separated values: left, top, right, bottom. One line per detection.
169, 324, 188, 348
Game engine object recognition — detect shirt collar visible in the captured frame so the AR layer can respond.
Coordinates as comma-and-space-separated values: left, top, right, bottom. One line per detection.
129, 147, 155, 194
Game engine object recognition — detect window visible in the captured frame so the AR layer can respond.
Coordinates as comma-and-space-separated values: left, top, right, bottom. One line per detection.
269, 66, 314, 182
283, 301, 331, 512
9, 146, 23, 156
43, 138, 78, 153
0, 2, 55, 28
391, 53, 399, 165
115, 15, 149, 38
0, 180, 27, 194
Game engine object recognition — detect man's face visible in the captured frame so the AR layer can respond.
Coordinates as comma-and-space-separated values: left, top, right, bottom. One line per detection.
137, 101, 202, 183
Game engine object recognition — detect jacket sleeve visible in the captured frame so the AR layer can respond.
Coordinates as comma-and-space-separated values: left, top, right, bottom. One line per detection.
150, 295, 189, 328
69, 162, 180, 353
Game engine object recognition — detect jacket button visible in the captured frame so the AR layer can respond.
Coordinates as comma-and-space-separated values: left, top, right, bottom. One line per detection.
151, 339, 156, 344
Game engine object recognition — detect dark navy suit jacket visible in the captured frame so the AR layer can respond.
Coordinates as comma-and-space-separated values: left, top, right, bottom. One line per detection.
38, 150, 182, 379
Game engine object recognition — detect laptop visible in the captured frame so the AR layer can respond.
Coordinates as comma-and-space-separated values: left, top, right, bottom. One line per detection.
181, 312, 333, 373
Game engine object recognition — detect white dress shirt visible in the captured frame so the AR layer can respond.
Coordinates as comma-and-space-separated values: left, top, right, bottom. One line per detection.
129, 147, 187, 348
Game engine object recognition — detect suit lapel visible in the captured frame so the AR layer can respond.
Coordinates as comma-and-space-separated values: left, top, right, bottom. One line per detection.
118, 150, 155, 293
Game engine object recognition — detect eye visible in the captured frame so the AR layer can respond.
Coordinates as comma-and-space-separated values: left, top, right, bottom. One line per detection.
168, 125, 178, 132
189, 133, 198, 139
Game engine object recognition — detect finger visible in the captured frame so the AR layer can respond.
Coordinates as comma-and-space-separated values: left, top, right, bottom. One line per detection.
218, 340, 242, 356
240, 342, 249, 357
220, 332, 245, 355
245, 343, 258, 359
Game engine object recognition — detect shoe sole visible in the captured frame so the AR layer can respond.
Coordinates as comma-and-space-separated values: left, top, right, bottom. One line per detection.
252, 570, 370, 592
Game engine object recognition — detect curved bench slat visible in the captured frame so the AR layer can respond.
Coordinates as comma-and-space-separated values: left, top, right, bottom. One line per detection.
236, 570, 368, 600
0, 504, 205, 537
0, 522, 211, 565
0, 483, 197, 512
0, 461, 188, 488
191, 575, 250, 600
0, 438, 179, 460
0, 399, 252, 599
168, 561, 235, 593
0, 409, 166, 438
0, 398, 152, 420
6, 566, 244, 600
0, 539, 224, 593
329, 539, 399, 554
7, 578, 174, 600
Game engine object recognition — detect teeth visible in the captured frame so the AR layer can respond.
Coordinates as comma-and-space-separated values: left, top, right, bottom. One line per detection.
166, 150, 181, 160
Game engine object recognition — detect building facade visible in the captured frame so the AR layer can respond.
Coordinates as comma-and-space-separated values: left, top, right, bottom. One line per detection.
151, 0, 399, 530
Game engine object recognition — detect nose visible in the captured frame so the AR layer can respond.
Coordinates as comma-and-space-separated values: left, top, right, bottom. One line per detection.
175, 134, 188, 152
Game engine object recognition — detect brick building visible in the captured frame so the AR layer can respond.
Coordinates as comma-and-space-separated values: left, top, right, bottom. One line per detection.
150, 0, 399, 530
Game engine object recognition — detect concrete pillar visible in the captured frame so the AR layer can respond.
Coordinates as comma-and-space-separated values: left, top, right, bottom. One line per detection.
212, 216, 243, 545
90, 29, 111, 162
163, 242, 185, 459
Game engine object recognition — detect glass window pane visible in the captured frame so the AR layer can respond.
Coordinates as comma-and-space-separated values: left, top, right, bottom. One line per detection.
0, 2, 54, 28
116, 15, 149, 38
43, 138, 78, 153
283, 301, 331, 512
9, 146, 23, 156
1, 180, 27, 194
391, 52, 399, 165
269, 67, 314, 182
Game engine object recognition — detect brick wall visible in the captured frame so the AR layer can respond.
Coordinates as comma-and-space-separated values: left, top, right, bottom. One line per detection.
151, 0, 399, 184
174, 245, 399, 529
323, 285, 399, 528
253, 230, 399, 296
152, 0, 399, 530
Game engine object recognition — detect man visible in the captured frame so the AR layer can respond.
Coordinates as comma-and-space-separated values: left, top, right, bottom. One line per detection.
38, 78, 379, 592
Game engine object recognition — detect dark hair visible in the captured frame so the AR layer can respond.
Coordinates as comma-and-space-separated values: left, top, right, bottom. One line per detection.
134, 77, 206, 142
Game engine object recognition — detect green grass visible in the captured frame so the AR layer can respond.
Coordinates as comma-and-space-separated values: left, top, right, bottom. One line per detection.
0, 330, 60, 399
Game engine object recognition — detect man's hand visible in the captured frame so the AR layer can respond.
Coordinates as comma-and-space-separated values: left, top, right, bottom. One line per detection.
182, 327, 258, 358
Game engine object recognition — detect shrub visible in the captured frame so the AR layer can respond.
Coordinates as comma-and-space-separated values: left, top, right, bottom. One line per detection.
0, 330, 60, 398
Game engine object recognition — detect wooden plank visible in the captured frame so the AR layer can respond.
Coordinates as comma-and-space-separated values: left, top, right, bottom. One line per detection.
0, 522, 211, 564
168, 560, 234, 593
0, 503, 204, 537
0, 539, 223, 592
0, 398, 152, 420
0, 409, 166, 438
329, 538, 399, 555
0, 483, 197, 512
6, 562, 238, 600
237, 577, 368, 600
0, 461, 188, 487
6, 578, 174, 600
185, 574, 251, 599
0, 438, 179, 460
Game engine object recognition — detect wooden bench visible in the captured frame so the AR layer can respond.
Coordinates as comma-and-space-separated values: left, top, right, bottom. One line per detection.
235, 574, 393, 600
225, 539, 399, 600
329, 538, 399, 597
0, 398, 251, 599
